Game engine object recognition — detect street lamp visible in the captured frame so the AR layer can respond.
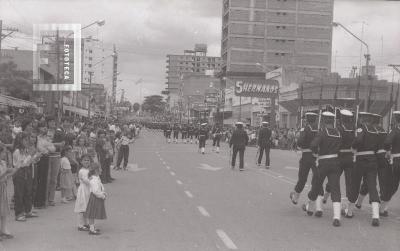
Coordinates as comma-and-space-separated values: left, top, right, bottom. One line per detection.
333, 21, 372, 111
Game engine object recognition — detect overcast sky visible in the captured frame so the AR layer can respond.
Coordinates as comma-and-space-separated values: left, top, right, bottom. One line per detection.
0, 0, 399, 104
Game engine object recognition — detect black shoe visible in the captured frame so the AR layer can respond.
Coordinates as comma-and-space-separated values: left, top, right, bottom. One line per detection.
379, 211, 388, 217
302, 204, 313, 216
372, 218, 380, 227
89, 229, 101, 235
78, 226, 89, 231
322, 199, 327, 204
333, 219, 341, 227
109, 177, 115, 181
341, 209, 354, 218
289, 192, 298, 205
239, 168, 244, 171
355, 204, 361, 209
315, 211, 323, 218
265, 166, 270, 169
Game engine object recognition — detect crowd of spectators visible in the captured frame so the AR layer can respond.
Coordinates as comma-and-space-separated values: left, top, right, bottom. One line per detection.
0, 112, 141, 239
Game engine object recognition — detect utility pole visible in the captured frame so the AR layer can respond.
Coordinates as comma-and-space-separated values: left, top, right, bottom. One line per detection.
0, 20, 19, 61
120, 89, 125, 103
88, 71, 93, 118
111, 44, 118, 115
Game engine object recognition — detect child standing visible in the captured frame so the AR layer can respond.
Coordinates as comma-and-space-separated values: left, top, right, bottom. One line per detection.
74, 154, 91, 231
84, 163, 107, 235
0, 145, 15, 240
60, 146, 76, 203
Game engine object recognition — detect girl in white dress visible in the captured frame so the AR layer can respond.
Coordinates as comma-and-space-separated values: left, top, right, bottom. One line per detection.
74, 154, 92, 231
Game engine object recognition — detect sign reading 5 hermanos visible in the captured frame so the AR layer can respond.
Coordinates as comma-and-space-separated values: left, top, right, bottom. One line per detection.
235, 79, 279, 97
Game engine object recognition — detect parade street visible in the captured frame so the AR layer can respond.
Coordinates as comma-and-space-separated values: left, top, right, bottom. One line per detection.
3, 129, 400, 251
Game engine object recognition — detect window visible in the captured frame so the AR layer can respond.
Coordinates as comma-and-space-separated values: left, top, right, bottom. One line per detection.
282, 26, 286, 29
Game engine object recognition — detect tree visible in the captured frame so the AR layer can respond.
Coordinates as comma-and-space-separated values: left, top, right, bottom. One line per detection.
133, 103, 140, 112
141, 95, 166, 114
0, 61, 32, 101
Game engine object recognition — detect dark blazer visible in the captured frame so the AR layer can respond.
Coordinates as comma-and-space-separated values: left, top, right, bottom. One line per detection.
257, 127, 272, 147
229, 128, 249, 148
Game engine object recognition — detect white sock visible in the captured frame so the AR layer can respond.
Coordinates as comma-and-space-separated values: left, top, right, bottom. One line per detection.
201, 147, 205, 153
333, 202, 341, 220
346, 202, 354, 215
316, 196, 323, 211
216, 147, 220, 152
307, 200, 315, 212
90, 224, 95, 231
372, 202, 380, 219
356, 194, 365, 206
380, 201, 387, 213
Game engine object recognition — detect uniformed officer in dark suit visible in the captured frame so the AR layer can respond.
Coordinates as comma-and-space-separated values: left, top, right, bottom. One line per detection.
302, 111, 342, 227
198, 123, 208, 154
257, 121, 272, 169
343, 112, 380, 227
290, 112, 319, 204
212, 124, 222, 153
229, 122, 249, 171
165, 124, 172, 143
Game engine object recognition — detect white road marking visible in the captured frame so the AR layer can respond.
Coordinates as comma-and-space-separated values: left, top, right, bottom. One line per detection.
184, 190, 193, 198
176, 180, 183, 185
170, 171, 176, 176
197, 163, 223, 171
197, 206, 210, 217
285, 166, 298, 170
166, 166, 171, 170
216, 229, 238, 250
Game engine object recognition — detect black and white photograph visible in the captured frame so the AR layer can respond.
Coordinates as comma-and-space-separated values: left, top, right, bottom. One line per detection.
0, 0, 399, 250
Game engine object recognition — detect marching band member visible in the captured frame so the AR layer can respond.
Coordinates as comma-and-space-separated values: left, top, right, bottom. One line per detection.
257, 121, 272, 169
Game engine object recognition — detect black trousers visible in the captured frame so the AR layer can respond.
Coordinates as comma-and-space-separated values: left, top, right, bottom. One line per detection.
339, 153, 353, 199
231, 146, 245, 169
348, 156, 380, 203
182, 132, 187, 139
166, 132, 171, 139
392, 158, 400, 197
294, 153, 317, 194
34, 156, 49, 208
199, 136, 206, 148
358, 155, 393, 202
308, 158, 341, 202
173, 132, 179, 139
100, 157, 112, 181
117, 145, 129, 168
13, 167, 33, 217
257, 146, 270, 166
213, 136, 220, 147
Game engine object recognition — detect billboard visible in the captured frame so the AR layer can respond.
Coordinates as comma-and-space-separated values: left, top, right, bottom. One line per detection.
234, 79, 279, 98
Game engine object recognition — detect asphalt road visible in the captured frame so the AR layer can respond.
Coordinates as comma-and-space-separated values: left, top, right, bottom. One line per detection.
2, 129, 400, 251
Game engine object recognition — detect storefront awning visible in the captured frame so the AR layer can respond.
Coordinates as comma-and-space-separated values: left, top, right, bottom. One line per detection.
0, 94, 38, 109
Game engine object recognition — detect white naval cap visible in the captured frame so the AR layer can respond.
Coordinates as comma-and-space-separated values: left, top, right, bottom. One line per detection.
393, 111, 400, 115
340, 109, 353, 116
322, 111, 335, 117
201, 123, 207, 126
235, 121, 244, 125
261, 121, 269, 124
305, 112, 318, 116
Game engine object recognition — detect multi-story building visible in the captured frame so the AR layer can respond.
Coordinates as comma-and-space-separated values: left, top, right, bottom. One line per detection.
221, 0, 334, 124
165, 44, 222, 107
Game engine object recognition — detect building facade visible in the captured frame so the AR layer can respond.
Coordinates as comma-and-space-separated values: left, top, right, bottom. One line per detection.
221, 0, 334, 125
166, 44, 222, 107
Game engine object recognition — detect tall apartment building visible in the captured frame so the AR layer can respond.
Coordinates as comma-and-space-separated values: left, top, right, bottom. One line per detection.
221, 0, 333, 79
166, 44, 222, 107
